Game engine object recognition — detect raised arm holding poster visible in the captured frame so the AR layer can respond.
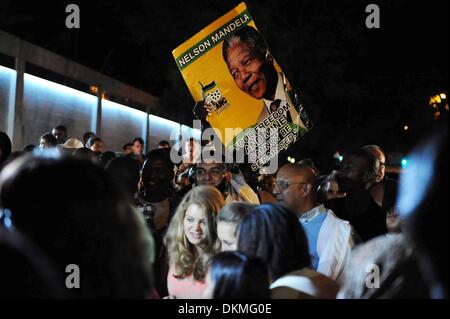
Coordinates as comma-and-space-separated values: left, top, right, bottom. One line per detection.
172, 2, 312, 171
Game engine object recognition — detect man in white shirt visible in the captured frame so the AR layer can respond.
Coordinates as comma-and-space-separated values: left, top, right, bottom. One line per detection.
274, 162, 355, 281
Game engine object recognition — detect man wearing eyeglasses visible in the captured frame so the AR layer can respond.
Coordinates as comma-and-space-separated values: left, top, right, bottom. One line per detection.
274, 162, 355, 281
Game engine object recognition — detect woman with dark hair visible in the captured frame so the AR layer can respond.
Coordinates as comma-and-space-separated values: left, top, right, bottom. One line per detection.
202, 251, 270, 299
238, 203, 339, 298
38, 133, 57, 149
0, 153, 154, 298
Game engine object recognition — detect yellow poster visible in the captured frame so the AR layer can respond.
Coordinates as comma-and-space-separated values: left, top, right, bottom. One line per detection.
172, 2, 312, 170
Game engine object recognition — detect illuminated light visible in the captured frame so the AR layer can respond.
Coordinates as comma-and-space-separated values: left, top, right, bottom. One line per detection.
431, 103, 437, 109
184, 126, 200, 140
102, 99, 148, 123
24, 73, 97, 102
434, 111, 441, 120
429, 98, 434, 106
445, 104, 449, 111
401, 158, 408, 168
101, 92, 108, 100
435, 95, 442, 104
397, 144, 436, 218
89, 85, 99, 94
23, 72, 98, 132
0, 65, 16, 76
0, 208, 13, 230
103, 99, 147, 119
4, 218, 12, 229
290, 158, 296, 163
287, 156, 291, 161
339, 155, 344, 162
0, 66, 17, 121
102, 99, 148, 150
440, 93, 446, 100
181, 124, 201, 141
404, 125, 409, 131
150, 114, 182, 142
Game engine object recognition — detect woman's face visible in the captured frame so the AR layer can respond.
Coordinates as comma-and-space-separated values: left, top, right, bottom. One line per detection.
217, 221, 238, 252
184, 204, 209, 246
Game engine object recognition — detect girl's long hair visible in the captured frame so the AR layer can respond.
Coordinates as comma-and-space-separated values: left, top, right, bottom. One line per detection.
164, 186, 224, 281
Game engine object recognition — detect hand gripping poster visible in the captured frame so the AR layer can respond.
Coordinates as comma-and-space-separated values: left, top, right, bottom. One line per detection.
172, 2, 312, 171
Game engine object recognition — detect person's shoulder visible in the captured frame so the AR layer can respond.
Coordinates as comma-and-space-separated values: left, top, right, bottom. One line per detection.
271, 286, 314, 299
283, 268, 339, 299
326, 209, 351, 226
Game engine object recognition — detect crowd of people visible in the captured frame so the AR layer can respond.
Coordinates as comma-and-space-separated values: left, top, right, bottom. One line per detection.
0, 123, 447, 299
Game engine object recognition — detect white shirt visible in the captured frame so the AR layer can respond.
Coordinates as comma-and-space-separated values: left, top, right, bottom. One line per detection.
301, 205, 355, 281
263, 73, 288, 116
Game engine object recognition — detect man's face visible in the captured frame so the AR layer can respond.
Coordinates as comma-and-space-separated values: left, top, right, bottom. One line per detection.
226, 42, 268, 100
259, 175, 276, 194
133, 141, 143, 155
143, 158, 173, 192
52, 129, 66, 144
337, 156, 368, 193
273, 168, 307, 212
196, 163, 226, 188
375, 151, 386, 181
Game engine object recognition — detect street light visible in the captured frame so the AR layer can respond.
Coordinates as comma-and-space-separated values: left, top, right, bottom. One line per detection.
401, 158, 408, 169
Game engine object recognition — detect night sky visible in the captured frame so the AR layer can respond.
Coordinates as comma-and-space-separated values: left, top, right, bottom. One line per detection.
1, 0, 448, 169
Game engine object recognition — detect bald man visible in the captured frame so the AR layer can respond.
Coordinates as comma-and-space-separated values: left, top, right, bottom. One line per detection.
274, 163, 355, 281
363, 144, 399, 207
363, 145, 400, 232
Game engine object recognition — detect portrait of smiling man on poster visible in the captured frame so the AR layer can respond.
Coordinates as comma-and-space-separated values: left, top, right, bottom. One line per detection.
222, 25, 304, 127
173, 3, 312, 169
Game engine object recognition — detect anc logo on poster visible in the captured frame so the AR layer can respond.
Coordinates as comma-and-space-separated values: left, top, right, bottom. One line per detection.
200, 81, 230, 114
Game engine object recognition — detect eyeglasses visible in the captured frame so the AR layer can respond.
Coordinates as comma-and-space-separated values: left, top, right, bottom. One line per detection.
275, 180, 307, 191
